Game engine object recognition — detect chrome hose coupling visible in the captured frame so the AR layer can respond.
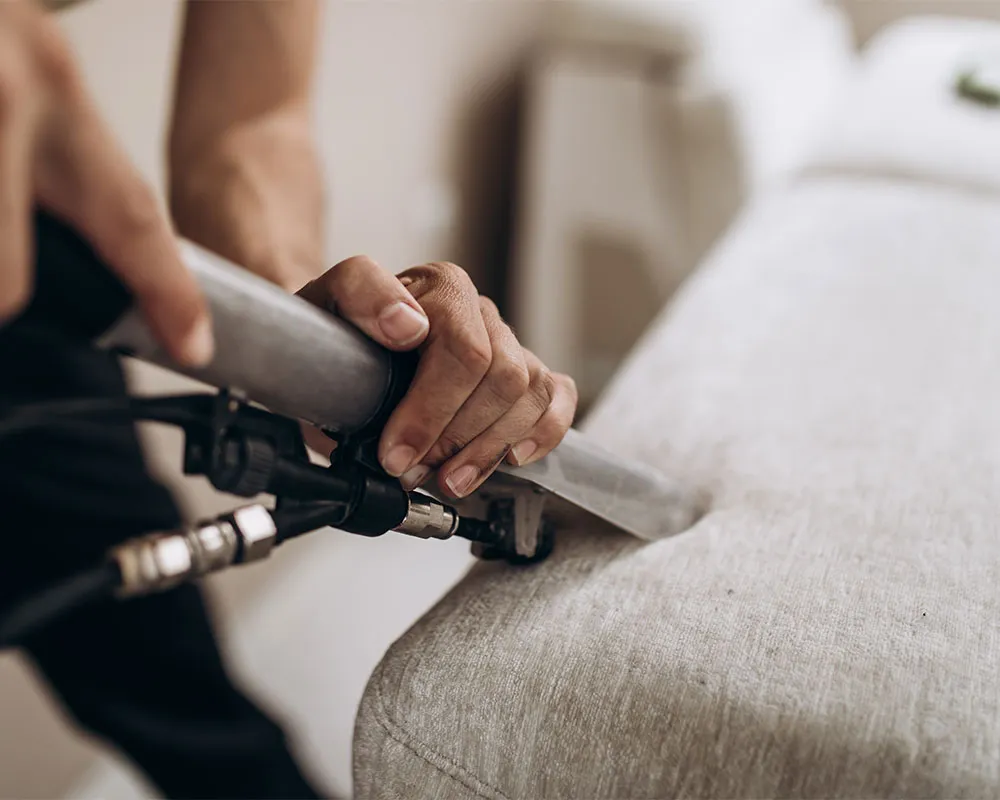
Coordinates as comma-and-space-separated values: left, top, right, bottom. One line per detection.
394, 493, 460, 540
110, 504, 277, 597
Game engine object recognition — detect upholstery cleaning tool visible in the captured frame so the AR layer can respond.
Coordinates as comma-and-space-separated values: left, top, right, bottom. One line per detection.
0, 211, 697, 646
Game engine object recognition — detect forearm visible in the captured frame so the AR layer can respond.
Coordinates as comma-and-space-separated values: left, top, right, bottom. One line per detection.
167, 0, 324, 291
168, 115, 325, 292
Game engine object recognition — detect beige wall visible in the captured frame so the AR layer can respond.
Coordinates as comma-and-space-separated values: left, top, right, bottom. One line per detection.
0, 1, 543, 796
835, 0, 1000, 44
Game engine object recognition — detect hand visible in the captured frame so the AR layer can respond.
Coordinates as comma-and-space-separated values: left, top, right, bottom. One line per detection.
298, 258, 578, 498
0, 0, 212, 366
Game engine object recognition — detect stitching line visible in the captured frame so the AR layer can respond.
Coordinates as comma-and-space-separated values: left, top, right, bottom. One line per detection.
367, 666, 512, 800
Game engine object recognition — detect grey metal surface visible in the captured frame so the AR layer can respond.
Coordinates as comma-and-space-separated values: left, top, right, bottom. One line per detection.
100, 240, 393, 435
394, 494, 460, 540
496, 429, 700, 541
111, 530, 194, 598
232, 504, 279, 563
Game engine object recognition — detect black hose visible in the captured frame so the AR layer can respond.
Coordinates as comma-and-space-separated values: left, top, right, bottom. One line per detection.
271, 501, 352, 543
0, 561, 121, 649
0, 394, 211, 443
0, 397, 133, 440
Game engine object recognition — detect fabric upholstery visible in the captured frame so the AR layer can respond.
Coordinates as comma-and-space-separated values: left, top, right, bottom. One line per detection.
807, 16, 1000, 195
353, 20, 1000, 800
355, 175, 1000, 800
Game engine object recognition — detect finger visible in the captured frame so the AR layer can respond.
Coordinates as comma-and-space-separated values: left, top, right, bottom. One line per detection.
0, 57, 38, 322
378, 262, 491, 478
507, 372, 578, 468
437, 350, 556, 498
297, 255, 429, 350
35, 92, 213, 367
402, 296, 527, 487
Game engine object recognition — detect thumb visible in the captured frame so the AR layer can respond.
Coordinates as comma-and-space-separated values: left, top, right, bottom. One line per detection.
297, 255, 429, 350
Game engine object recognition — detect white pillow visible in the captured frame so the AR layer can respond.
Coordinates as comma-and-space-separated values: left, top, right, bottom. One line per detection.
803, 16, 1000, 195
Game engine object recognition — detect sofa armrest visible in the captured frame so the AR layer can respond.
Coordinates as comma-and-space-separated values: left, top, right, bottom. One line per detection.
507, 1, 857, 406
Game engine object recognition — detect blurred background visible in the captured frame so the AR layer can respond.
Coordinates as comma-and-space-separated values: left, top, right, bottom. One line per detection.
4, 0, 1000, 796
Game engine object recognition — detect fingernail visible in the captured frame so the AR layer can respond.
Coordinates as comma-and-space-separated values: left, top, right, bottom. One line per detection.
401, 465, 431, 490
445, 464, 479, 497
510, 440, 538, 466
179, 317, 214, 367
383, 444, 417, 477
378, 301, 427, 345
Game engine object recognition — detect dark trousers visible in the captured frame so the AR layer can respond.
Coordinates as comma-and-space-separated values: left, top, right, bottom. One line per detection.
0, 319, 324, 799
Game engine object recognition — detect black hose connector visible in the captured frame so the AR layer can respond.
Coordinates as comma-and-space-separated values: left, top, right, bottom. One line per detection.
335, 467, 409, 537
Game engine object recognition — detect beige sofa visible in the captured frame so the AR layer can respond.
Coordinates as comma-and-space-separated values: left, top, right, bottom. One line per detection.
508, 0, 855, 406
352, 17, 1000, 798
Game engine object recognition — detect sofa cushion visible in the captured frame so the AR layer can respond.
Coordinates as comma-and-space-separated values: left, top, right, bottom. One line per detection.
353, 19, 1000, 799
354, 171, 1000, 799
806, 16, 1000, 195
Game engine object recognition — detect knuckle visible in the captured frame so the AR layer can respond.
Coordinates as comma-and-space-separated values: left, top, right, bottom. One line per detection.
478, 295, 499, 317
400, 262, 479, 307
431, 261, 477, 295
434, 261, 469, 283
324, 257, 360, 297
334, 255, 375, 285
533, 417, 566, 449
488, 355, 530, 405
562, 373, 579, 400
328, 255, 388, 306
446, 329, 492, 379
529, 364, 556, 409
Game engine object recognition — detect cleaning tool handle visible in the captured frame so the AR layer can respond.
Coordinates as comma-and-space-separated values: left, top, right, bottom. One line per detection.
22, 210, 410, 436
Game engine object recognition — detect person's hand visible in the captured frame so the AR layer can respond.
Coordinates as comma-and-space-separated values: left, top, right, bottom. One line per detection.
0, 0, 212, 366
298, 258, 578, 498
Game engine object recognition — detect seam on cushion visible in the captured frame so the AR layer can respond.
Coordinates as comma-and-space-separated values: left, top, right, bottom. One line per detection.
794, 163, 1000, 203
369, 666, 511, 800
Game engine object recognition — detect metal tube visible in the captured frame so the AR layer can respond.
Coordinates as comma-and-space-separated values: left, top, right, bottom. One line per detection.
26, 210, 700, 546
99, 240, 393, 435
100, 241, 700, 543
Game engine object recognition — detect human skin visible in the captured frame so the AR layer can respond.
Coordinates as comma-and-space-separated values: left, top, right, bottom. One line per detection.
0, 0, 577, 499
